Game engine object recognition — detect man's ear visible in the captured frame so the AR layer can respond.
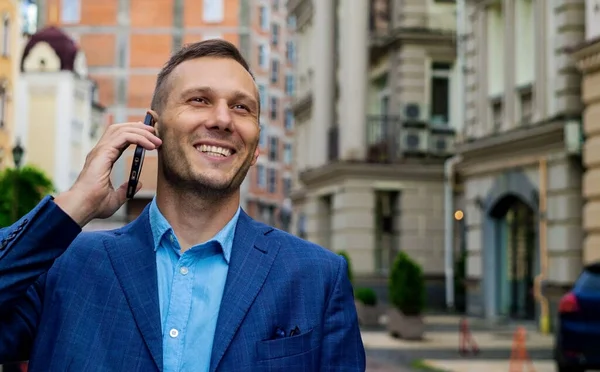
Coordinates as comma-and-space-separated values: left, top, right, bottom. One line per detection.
147, 109, 160, 137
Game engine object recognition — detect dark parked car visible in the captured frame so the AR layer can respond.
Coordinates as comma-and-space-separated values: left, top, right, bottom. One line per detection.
555, 263, 600, 372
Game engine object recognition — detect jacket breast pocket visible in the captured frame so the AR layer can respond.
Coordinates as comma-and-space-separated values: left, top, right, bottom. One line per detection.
256, 328, 319, 360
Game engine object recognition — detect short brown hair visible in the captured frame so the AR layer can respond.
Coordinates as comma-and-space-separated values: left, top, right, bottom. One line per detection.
151, 39, 257, 114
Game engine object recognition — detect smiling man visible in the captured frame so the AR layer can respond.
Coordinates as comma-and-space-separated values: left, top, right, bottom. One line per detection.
0, 40, 366, 372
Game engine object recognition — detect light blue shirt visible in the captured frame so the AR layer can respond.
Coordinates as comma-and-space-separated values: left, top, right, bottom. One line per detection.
149, 197, 241, 372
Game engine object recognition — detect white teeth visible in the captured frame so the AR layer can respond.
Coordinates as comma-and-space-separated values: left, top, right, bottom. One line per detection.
196, 144, 232, 157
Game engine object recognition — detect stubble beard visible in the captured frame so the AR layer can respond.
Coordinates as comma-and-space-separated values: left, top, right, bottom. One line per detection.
159, 139, 255, 201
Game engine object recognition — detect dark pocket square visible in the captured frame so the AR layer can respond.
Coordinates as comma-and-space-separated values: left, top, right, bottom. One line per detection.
257, 328, 317, 360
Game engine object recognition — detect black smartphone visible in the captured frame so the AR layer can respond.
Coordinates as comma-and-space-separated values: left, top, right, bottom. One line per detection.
126, 112, 155, 199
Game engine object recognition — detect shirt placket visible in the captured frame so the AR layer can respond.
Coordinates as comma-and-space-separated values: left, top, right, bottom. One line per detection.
163, 235, 195, 372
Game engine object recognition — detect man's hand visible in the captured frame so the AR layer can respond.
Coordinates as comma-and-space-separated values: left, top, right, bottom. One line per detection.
54, 121, 162, 227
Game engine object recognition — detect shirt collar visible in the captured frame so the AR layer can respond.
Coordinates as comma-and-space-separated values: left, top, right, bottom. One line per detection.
148, 197, 240, 263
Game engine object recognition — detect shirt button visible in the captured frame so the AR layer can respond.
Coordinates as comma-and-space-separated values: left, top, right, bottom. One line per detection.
180, 267, 189, 275
169, 328, 179, 338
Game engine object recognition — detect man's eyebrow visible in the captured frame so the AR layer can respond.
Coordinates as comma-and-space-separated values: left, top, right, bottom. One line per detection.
181, 87, 257, 105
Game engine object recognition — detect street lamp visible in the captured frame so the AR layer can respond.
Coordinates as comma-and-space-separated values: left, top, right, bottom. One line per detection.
10, 139, 24, 223
12, 139, 24, 168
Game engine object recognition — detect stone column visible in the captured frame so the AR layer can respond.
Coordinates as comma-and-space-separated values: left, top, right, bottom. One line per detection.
338, 0, 369, 160
575, 43, 600, 264
312, 0, 335, 168
502, 0, 516, 130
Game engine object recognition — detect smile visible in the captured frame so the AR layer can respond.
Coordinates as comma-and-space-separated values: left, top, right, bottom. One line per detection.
195, 144, 234, 157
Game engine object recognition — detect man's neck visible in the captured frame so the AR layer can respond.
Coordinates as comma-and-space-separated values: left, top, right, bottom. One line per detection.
155, 184, 240, 253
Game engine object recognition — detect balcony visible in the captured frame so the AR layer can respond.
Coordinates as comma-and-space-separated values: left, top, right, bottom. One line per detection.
369, 0, 455, 50
325, 116, 455, 164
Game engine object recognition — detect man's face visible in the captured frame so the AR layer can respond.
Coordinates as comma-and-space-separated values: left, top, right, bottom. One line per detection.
156, 57, 260, 197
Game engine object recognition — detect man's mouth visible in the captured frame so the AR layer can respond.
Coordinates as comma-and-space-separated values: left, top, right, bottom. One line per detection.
195, 144, 234, 157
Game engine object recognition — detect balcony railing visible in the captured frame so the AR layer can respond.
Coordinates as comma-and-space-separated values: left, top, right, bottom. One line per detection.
366, 115, 455, 163
324, 116, 455, 165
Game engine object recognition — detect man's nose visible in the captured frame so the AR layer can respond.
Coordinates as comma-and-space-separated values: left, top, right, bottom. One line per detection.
206, 101, 233, 132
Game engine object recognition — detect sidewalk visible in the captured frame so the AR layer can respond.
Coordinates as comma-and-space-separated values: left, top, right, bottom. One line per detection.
362, 314, 556, 372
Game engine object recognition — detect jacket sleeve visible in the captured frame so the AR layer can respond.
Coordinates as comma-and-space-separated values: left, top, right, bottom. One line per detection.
0, 195, 81, 362
319, 256, 366, 370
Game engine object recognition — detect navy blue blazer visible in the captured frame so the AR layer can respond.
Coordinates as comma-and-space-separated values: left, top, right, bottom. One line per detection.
0, 196, 366, 371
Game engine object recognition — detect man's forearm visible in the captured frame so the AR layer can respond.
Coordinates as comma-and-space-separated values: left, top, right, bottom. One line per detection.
0, 196, 81, 307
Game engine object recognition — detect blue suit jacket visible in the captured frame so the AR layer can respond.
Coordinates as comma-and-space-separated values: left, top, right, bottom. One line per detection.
0, 197, 366, 371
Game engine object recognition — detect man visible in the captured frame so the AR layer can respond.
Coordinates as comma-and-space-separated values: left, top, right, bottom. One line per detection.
0, 40, 365, 371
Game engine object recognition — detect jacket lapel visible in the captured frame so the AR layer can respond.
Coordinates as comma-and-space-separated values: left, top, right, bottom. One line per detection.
210, 211, 280, 372
103, 206, 163, 371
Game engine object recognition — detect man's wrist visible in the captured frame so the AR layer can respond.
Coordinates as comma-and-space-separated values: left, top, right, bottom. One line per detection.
54, 190, 97, 227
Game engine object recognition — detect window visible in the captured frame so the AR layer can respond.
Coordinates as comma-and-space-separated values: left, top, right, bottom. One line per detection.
271, 23, 279, 46
2, 15, 9, 57
256, 165, 266, 188
203, 0, 224, 23
61, 0, 80, 23
267, 168, 277, 194
491, 98, 503, 131
430, 62, 451, 126
286, 41, 295, 64
259, 6, 269, 30
270, 59, 279, 83
259, 124, 266, 147
258, 44, 268, 68
285, 109, 294, 130
0, 90, 6, 127
283, 177, 292, 198
287, 16, 296, 29
270, 97, 278, 120
268, 136, 279, 161
258, 84, 267, 108
285, 74, 294, 95
283, 143, 292, 164
203, 33, 223, 41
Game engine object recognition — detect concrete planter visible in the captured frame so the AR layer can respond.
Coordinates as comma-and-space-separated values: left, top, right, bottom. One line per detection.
354, 300, 381, 327
386, 307, 425, 340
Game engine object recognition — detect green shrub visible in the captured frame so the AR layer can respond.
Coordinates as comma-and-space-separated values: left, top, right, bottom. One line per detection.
355, 287, 377, 306
388, 251, 425, 316
337, 250, 353, 283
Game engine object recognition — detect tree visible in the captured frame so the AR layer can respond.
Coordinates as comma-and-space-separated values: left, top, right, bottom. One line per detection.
0, 165, 54, 227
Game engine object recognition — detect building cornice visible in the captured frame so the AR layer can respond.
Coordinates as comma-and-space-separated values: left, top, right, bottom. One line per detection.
571, 37, 600, 74
291, 92, 312, 117
456, 116, 573, 161
287, 0, 312, 29
298, 160, 445, 187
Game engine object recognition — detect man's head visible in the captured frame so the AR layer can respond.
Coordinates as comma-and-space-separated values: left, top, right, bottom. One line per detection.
150, 39, 261, 199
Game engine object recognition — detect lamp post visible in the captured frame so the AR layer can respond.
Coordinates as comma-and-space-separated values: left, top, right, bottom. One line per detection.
12, 139, 24, 169
11, 139, 24, 223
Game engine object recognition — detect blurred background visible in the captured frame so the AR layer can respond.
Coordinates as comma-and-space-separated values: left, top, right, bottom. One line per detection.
2, 0, 600, 371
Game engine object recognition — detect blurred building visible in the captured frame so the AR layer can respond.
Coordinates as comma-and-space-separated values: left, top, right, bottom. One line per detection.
453, 0, 584, 328
288, 0, 457, 308
574, 3, 600, 271
243, 0, 296, 228
0, 0, 24, 169
14, 26, 106, 192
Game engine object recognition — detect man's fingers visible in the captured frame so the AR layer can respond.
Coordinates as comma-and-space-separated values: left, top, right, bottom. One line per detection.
115, 181, 143, 206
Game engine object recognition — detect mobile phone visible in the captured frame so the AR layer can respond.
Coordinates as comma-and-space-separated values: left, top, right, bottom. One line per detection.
126, 112, 155, 199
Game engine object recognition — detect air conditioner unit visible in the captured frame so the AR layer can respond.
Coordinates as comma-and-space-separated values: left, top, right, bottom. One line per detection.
429, 130, 455, 156
401, 126, 428, 154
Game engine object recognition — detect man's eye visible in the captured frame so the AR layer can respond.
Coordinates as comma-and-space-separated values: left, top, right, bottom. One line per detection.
233, 104, 250, 111
191, 97, 208, 104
